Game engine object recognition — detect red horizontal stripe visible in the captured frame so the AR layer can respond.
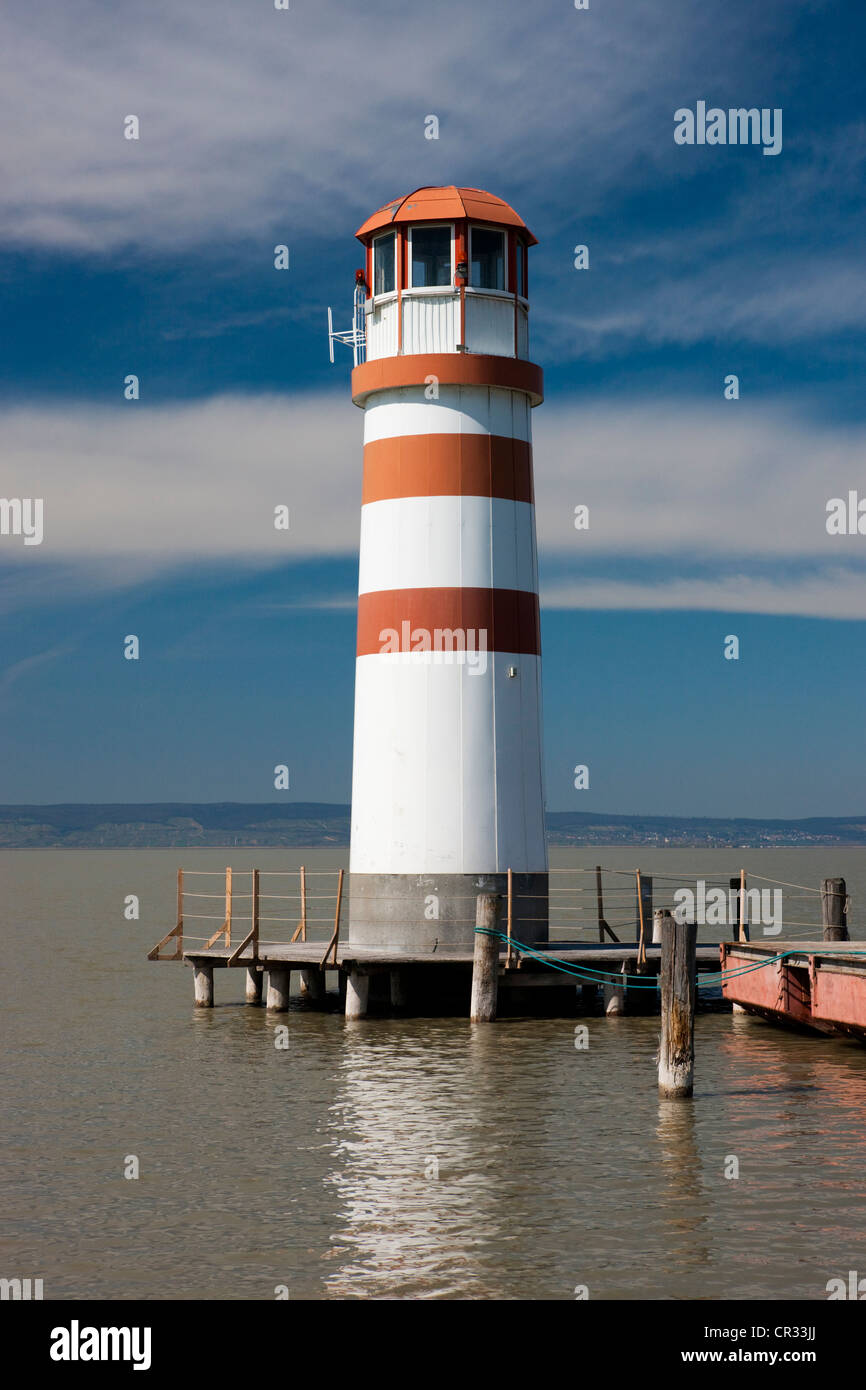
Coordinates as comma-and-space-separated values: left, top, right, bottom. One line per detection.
362, 434, 534, 505
357, 588, 540, 657
352, 352, 543, 407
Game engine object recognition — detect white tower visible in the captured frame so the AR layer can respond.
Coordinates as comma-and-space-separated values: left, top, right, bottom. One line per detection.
343, 186, 547, 951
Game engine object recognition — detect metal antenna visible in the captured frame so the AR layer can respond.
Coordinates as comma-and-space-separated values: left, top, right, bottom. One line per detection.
328, 277, 367, 366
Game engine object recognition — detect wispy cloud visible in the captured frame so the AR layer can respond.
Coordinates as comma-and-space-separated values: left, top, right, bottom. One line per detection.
3, 2, 862, 375
3, 391, 865, 617
533, 400, 866, 559
160, 307, 296, 342
538, 257, 866, 360
0, 1, 800, 255
0, 640, 74, 698
541, 571, 866, 620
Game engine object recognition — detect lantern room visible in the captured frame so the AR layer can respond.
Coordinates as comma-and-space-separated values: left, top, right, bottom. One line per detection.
354, 185, 536, 363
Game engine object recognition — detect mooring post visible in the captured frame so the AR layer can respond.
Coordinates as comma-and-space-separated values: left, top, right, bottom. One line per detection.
470, 892, 502, 1022
193, 963, 214, 1008
245, 967, 263, 1004
658, 918, 697, 1098
821, 878, 848, 942
266, 968, 291, 1011
345, 969, 369, 1019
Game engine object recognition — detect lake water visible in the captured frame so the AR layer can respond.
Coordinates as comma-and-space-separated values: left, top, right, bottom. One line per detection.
2, 847, 866, 1300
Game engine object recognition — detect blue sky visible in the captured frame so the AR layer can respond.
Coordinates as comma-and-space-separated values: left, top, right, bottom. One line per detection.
1, 0, 865, 815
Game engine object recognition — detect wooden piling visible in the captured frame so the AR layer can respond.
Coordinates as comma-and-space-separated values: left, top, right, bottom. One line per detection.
345, 969, 369, 1019
822, 878, 848, 942
266, 968, 291, 1011
299, 968, 326, 1002
658, 918, 697, 1098
604, 976, 624, 1015
470, 893, 502, 1022
193, 963, 214, 1008
604, 956, 634, 1016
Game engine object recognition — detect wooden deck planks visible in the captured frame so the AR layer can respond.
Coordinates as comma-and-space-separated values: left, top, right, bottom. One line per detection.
182, 940, 722, 970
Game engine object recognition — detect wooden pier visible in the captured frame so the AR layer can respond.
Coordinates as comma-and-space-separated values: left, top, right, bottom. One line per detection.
148, 864, 863, 1037
176, 937, 723, 1008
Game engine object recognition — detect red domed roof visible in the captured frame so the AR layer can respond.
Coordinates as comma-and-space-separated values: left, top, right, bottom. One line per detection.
355, 186, 537, 245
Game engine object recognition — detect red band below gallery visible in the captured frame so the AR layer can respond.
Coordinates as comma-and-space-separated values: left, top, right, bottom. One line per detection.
351, 352, 544, 407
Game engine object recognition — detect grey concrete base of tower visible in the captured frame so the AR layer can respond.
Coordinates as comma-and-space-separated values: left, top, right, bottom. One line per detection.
348, 871, 548, 953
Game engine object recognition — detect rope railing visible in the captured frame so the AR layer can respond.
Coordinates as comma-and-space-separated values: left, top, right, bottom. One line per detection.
147, 862, 854, 963
508, 874, 852, 957
147, 865, 346, 962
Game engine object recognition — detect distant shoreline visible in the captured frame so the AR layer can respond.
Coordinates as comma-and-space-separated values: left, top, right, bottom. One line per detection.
1, 803, 864, 850
4, 844, 865, 852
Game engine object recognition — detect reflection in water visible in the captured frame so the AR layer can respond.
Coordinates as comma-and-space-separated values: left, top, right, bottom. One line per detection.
4, 847, 866, 1299
324, 1025, 511, 1298
656, 1098, 711, 1271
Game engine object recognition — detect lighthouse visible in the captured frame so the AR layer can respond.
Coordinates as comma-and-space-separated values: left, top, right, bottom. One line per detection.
340, 186, 548, 954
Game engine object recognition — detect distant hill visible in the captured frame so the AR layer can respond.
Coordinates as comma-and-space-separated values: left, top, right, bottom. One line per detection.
0, 802, 350, 848
1, 803, 865, 848
544, 811, 866, 848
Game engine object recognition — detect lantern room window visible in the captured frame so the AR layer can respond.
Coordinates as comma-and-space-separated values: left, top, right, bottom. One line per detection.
470, 226, 506, 291
516, 238, 527, 298
373, 230, 396, 296
409, 224, 452, 288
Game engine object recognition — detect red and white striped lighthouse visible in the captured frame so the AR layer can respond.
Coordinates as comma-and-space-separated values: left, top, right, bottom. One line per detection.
343, 186, 547, 951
